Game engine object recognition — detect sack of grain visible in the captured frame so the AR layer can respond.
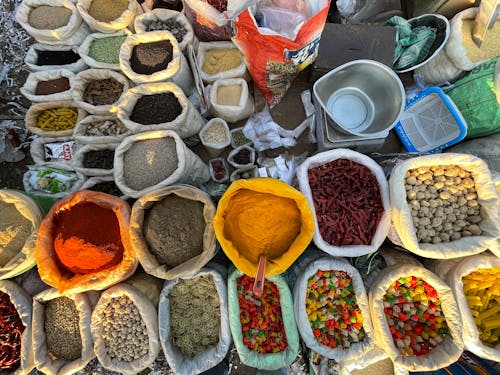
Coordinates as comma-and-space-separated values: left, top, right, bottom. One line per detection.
116, 82, 205, 137
209, 78, 254, 123
25, 43, 87, 73
74, 115, 130, 145
415, 8, 500, 85
32, 289, 94, 375
76, 0, 138, 33
30, 136, 77, 168
158, 268, 232, 375
15, 0, 84, 44
79, 31, 131, 70
25, 101, 86, 138
338, 348, 408, 375
91, 284, 160, 374
197, 42, 248, 84
228, 268, 299, 370
80, 176, 127, 199
293, 257, 375, 361
21, 69, 74, 102
134, 9, 196, 53
36, 190, 138, 293
388, 154, 500, 258
72, 69, 129, 115
199, 118, 231, 158
119, 31, 194, 93
130, 185, 217, 280
0, 280, 35, 374
447, 254, 500, 362
71, 143, 117, 177
23, 164, 86, 199
0, 190, 42, 280
183, 0, 230, 42
296, 149, 391, 257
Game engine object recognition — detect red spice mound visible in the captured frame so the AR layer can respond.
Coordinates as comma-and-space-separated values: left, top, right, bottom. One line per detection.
0, 291, 24, 371
53, 202, 124, 274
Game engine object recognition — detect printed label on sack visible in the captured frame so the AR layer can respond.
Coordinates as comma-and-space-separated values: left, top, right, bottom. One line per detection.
284, 37, 321, 69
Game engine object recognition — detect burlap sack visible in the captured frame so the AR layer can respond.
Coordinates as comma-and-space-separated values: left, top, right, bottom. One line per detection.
21, 69, 75, 102
25, 101, 86, 138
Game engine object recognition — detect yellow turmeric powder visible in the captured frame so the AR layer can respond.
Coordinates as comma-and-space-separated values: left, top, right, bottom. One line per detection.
202, 48, 242, 75
223, 189, 301, 263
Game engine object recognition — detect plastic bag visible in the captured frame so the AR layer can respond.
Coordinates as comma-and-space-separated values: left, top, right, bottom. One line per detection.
242, 106, 296, 151
134, 9, 196, 53
116, 82, 205, 137
32, 289, 94, 375
36, 190, 138, 293
25, 44, 87, 73
114, 130, 210, 198
227, 268, 299, 370
158, 268, 232, 375
23, 165, 86, 199
21, 69, 75, 102
213, 178, 315, 277
129, 185, 217, 280
30, 136, 77, 168
74, 115, 131, 145
296, 149, 391, 258
16, 0, 83, 43
0, 280, 35, 374
388, 154, 500, 259
71, 143, 116, 177
256, 6, 306, 40
183, 0, 231, 41
76, 0, 138, 33
78, 30, 131, 70
230, 0, 330, 106
293, 257, 375, 361
197, 41, 247, 84
119, 31, 194, 93
209, 78, 254, 122
72, 69, 129, 115
448, 254, 500, 362
91, 284, 160, 374
369, 264, 464, 371
25, 101, 86, 138
0, 190, 42, 280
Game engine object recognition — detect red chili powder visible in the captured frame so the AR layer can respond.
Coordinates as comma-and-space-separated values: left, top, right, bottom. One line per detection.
53, 202, 124, 274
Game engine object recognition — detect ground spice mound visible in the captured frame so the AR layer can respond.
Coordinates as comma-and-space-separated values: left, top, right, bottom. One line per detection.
130, 93, 182, 125
45, 297, 82, 361
88, 0, 129, 22
35, 77, 70, 96
144, 194, 205, 267
0, 201, 32, 267
202, 48, 241, 75
29, 6, 71, 29
130, 41, 173, 75
53, 202, 124, 274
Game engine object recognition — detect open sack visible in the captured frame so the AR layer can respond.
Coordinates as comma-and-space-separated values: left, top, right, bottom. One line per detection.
25, 44, 87, 73
78, 30, 131, 70
76, 0, 138, 33
21, 69, 75, 102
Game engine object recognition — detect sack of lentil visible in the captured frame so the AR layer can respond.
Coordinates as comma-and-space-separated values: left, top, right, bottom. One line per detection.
72, 69, 129, 115
36, 190, 138, 293
199, 118, 231, 158
119, 31, 194, 93
447, 254, 500, 362
134, 9, 196, 53
25, 43, 87, 73
74, 115, 130, 145
415, 7, 500, 85
0, 190, 42, 280
15, 0, 84, 44
23, 164, 86, 199
293, 257, 375, 361
71, 144, 117, 177
79, 31, 131, 70
116, 82, 205, 137
228, 268, 300, 370
32, 289, 94, 375
113, 130, 210, 198
338, 348, 409, 375
209, 78, 254, 123
296, 149, 391, 258
25, 101, 86, 138
80, 176, 127, 199
158, 268, 232, 375
21, 69, 75, 102
130, 185, 217, 280
369, 264, 464, 371
388, 153, 500, 259
76, 0, 138, 33
30, 136, 77, 168
0, 280, 35, 374
183, 0, 230, 42
197, 42, 248, 84
91, 283, 160, 374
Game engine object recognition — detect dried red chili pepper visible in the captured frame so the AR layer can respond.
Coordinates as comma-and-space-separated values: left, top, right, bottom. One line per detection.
308, 159, 384, 246
0, 291, 25, 370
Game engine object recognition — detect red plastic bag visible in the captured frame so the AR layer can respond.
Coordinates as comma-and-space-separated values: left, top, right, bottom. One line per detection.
231, 0, 330, 106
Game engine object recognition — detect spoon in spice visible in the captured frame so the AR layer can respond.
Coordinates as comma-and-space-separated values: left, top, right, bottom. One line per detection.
253, 254, 267, 297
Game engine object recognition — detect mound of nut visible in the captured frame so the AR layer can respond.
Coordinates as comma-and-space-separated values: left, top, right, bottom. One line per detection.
101, 295, 149, 362
405, 165, 482, 244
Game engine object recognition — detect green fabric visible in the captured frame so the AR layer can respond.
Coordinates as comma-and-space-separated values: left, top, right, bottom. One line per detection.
445, 57, 500, 139
10, 189, 57, 217
227, 269, 299, 370
385, 16, 437, 70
